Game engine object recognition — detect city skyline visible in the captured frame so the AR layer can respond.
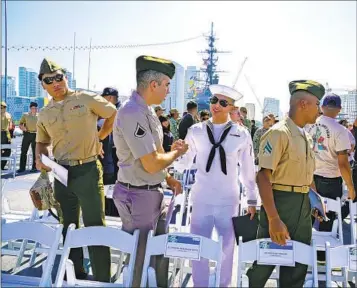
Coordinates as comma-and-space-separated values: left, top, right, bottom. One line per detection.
1, 1, 356, 120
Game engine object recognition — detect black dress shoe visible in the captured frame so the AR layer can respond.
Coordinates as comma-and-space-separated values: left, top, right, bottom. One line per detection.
16, 169, 25, 173
31, 167, 38, 172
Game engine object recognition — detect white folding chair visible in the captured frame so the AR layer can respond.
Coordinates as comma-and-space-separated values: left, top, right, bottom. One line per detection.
325, 242, 354, 287
1, 220, 63, 287
348, 199, 357, 245
140, 231, 223, 288
312, 197, 344, 250
1, 143, 17, 177
236, 238, 318, 287
54, 224, 139, 287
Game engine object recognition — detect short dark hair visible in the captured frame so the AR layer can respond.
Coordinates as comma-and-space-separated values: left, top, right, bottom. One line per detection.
251, 120, 256, 125
187, 101, 197, 111
200, 110, 210, 118
30, 102, 38, 108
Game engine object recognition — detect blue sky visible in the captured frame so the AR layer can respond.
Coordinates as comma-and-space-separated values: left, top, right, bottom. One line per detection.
2, 1, 356, 118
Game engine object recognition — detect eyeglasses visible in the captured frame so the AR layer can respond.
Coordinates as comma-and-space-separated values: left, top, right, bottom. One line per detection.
209, 96, 232, 108
42, 74, 64, 85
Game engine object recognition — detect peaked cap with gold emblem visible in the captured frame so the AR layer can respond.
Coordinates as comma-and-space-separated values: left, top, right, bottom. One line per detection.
38, 58, 66, 81
136, 55, 176, 79
289, 80, 325, 100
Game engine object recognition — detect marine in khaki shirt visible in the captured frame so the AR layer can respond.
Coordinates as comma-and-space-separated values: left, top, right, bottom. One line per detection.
1, 101, 12, 170
247, 80, 325, 288
18, 102, 39, 172
35, 58, 116, 283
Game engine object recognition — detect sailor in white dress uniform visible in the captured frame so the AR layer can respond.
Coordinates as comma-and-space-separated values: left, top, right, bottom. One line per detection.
174, 84, 257, 287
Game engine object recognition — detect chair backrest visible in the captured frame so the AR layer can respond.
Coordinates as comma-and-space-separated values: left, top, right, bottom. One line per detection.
323, 197, 342, 213
141, 231, 223, 287
325, 242, 356, 286
1, 221, 63, 286
349, 199, 357, 244
237, 238, 318, 287
55, 224, 139, 287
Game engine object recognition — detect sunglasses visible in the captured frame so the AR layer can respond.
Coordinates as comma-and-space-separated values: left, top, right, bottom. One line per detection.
42, 74, 64, 85
209, 96, 232, 108
201, 117, 209, 121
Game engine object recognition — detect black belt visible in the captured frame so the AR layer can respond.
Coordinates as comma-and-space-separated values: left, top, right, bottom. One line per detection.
118, 181, 162, 190
25, 131, 37, 134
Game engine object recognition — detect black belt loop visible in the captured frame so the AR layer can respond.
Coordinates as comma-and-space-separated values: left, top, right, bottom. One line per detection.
118, 181, 161, 190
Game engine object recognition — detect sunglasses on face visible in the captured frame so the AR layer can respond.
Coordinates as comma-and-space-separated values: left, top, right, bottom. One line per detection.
201, 117, 209, 121
42, 74, 64, 85
209, 96, 232, 108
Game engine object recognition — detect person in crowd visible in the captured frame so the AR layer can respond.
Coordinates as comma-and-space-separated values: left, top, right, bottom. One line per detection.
250, 119, 257, 139
154, 105, 165, 117
199, 109, 210, 122
338, 119, 355, 165
247, 80, 325, 287
240, 106, 251, 131
306, 93, 355, 236
101, 87, 121, 178
17, 102, 39, 173
168, 108, 180, 140
252, 115, 272, 164
35, 58, 116, 282
112, 55, 188, 287
175, 84, 257, 287
178, 101, 198, 139
1, 101, 12, 170
159, 115, 174, 152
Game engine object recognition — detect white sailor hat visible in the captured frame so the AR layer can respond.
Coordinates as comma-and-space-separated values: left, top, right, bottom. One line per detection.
209, 84, 244, 107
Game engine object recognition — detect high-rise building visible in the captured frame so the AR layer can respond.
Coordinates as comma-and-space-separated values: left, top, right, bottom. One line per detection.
340, 90, 357, 123
66, 71, 76, 89
18, 67, 44, 97
163, 61, 185, 113
245, 103, 255, 120
263, 97, 280, 117
1, 75, 17, 98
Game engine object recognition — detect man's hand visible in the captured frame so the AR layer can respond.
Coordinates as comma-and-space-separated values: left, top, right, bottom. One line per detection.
268, 217, 291, 246
247, 206, 256, 220
35, 157, 51, 172
347, 184, 356, 200
166, 176, 182, 196
171, 139, 188, 156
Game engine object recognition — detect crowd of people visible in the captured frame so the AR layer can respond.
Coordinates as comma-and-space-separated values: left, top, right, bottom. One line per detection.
1, 55, 356, 287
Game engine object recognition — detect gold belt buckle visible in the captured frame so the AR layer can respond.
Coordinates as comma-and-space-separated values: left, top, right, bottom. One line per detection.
302, 185, 309, 193
79, 160, 83, 165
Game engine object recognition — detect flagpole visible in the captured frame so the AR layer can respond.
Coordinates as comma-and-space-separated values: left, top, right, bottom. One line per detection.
4, 0, 8, 102
72, 32, 76, 88
87, 37, 92, 90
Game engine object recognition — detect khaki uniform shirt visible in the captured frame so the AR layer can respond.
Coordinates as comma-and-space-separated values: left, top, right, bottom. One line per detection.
258, 117, 315, 186
113, 91, 166, 186
1, 112, 12, 131
19, 113, 38, 132
36, 90, 116, 161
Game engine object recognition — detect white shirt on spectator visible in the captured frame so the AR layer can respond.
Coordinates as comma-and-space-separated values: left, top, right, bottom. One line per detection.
306, 115, 351, 178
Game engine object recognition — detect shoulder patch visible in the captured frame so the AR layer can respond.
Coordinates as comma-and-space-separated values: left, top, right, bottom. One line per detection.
134, 123, 147, 138
263, 141, 273, 155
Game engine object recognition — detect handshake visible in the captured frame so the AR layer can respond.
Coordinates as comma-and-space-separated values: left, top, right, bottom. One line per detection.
171, 139, 189, 156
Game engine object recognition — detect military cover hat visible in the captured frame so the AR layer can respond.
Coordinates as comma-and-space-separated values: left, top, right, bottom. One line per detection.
154, 105, 165, 112
209, 84, 244, 107
38, 58, 66, 81
136, 55, 176, 79
1, 101, 7, 107
289, 80, 325, 100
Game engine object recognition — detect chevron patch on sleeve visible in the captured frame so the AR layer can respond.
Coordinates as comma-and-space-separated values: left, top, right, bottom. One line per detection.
263, 141, 273, 155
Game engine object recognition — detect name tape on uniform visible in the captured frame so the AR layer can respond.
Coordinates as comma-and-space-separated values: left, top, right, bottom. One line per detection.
257, 240, 295, 267
164, 235, 202, 261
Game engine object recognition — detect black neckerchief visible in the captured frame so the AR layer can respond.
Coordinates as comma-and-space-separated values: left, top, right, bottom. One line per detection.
206, 120, 233, 175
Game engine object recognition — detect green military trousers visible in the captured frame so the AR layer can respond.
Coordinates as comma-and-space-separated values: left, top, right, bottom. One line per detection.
20, 132, 36, 170
54, 160, 111, 282
246, 190, 312, 287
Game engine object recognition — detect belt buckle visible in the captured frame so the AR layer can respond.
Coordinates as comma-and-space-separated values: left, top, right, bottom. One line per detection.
79, 160, 83, 165
302, 185, 309, 193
